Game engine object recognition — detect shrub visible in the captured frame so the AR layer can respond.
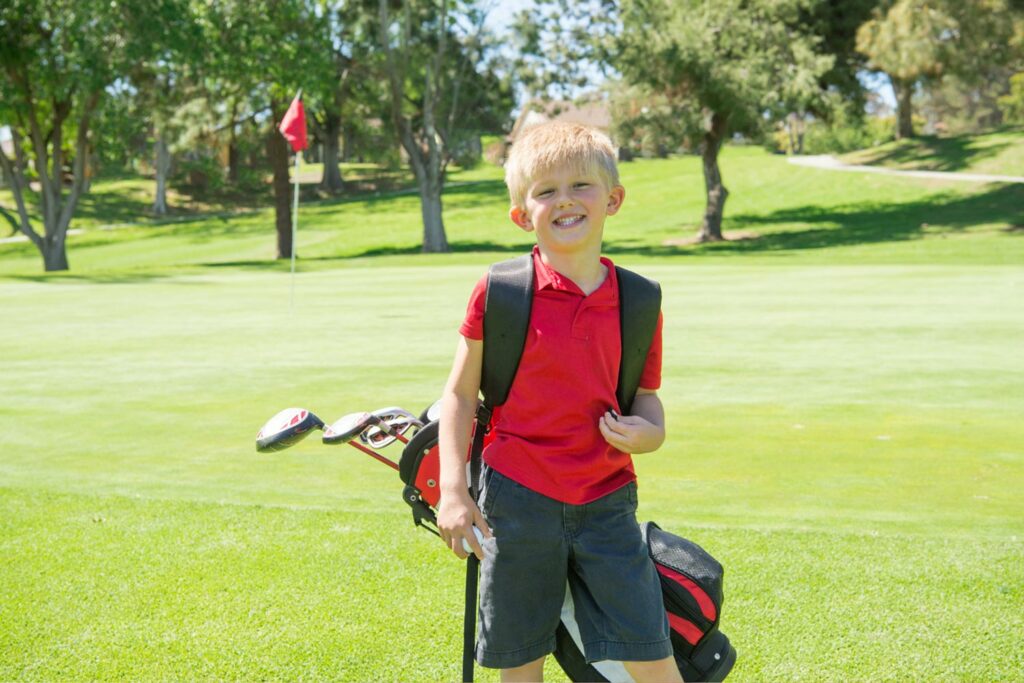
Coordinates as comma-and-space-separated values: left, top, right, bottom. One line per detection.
769, 113, 900, 155
998, 72, 1024, 124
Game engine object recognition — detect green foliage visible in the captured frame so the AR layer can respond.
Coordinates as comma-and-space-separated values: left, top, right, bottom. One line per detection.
90, 84, 150, 174
613, 0, 835, 139
855, 0, 956, 84
792, 0, 883, 117
771, 114, 897, 155
802, 115, 897, 154
607, 81, 693, 156
173, 153, 226, 197
999, 72, 1024, 123
920, 69, 1021, 133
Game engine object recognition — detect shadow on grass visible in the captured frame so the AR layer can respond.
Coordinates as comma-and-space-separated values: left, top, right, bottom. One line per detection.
2, 271, 192, 285
672, 182, 1024, 256
200, 182, 1024, 267
851, 133, 1016, 173
7, 180, 1021, 283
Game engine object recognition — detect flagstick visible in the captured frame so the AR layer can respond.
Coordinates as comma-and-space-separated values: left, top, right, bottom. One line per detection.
290, 150, 301, 312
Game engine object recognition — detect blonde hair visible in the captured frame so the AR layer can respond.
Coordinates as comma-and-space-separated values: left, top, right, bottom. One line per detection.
504, 121, 620, 209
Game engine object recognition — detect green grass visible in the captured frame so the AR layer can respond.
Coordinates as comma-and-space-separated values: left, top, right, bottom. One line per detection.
1, 147, 1023, 680
840, 127, 1024, 177
3, 146, 1022, 277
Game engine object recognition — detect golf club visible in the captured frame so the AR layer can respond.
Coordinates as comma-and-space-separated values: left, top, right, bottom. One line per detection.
323, 412, 401, 471
360, 407, 422, 449
255, 408, 325, 452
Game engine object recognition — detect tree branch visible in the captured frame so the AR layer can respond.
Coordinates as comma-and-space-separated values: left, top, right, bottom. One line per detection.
0, 131, 43, 249
58, 90, 100, 235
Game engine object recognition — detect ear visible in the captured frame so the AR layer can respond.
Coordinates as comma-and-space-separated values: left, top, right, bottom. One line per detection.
605, 186, 625, 216
510, 206, 534, 232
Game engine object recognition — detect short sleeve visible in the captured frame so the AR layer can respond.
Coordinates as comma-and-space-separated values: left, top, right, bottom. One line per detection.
458, 274, 488, 340
638, 311, 663, 390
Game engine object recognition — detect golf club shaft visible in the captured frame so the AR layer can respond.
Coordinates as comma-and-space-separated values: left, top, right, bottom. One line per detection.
347, 440, 400, 471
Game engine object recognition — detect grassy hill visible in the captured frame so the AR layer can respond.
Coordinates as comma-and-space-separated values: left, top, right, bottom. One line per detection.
1, 147, 1022, 680
2, 146, 1022, 278
840, 127, 1024, 177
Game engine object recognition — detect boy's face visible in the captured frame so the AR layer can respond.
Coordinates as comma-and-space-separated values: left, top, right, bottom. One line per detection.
509, 163, 624, 257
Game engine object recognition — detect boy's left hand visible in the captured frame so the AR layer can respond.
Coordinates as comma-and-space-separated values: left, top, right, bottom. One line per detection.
599, 411, 665, 454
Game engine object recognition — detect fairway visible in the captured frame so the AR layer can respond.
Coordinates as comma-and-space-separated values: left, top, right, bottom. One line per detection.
2, 150, 1023, 680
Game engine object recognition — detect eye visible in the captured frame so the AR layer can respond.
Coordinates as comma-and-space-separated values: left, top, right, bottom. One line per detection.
536, 188, 554, 198
573, 182, 590, 190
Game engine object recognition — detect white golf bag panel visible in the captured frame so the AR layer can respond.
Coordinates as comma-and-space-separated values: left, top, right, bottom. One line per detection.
559, 583, 634, 682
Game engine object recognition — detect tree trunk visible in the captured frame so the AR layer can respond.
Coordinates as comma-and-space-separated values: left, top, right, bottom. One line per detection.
153, 135, 170, 216
228, 140, 240, 184
228, 100, 241, 184
405, 140, 449, 253
42, 233, 70, 271
268, 101, 293, 260
420, 164, 448, 253
342, 124, 354, 162
697, 112, 729, 243
319, 111, 345, 193
893, 78, 915, 139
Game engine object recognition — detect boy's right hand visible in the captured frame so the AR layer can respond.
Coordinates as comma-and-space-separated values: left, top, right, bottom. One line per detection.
437, 489, 492, 560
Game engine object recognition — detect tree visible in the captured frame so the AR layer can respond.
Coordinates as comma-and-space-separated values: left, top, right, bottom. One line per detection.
376, 0, 512, 252
133, 57, 204, 216
0, 0, 189, 271
798, 0, 884, 118
857, 0, 1023, 139
196, 0, 332, 259
306, 1, 380, 194
611, 0, 834, 242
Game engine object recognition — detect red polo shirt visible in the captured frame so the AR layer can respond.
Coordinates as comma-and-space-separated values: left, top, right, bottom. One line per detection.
459, 247, 663, 504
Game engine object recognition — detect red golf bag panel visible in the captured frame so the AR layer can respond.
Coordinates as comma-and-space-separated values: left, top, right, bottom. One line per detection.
398, 416, 492, 529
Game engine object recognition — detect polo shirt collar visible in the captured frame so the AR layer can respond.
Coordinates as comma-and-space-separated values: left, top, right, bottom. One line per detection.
531, 245, 619, 301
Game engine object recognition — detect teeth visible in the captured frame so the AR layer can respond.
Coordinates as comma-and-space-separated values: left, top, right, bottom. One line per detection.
555, 215, 583, 226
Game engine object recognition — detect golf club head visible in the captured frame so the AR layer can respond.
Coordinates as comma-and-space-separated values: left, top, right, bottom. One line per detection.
360, 407, 422, 448
256, 408, 325, 452
323, 412, 382, 445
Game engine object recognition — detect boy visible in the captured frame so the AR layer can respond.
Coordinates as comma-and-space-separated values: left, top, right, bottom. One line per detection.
437, 121, 680, 683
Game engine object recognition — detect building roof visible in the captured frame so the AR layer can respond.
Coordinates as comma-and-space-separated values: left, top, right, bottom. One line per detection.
508, 98, 613, 142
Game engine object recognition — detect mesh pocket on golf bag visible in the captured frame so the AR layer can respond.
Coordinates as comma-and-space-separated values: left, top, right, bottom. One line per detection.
642, 522, 735, 682
643, 522, 724, 640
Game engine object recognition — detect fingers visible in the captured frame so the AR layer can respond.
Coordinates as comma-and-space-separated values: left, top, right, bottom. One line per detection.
440, 529, 470, 559
439, 519, 492, 561
599, 411, 633, 451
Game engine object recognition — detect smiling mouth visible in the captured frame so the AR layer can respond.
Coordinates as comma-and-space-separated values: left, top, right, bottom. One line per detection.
553, 215, 584, 228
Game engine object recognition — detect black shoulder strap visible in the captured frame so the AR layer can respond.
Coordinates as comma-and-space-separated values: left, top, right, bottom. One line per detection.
480, 254, 534, 409
615, 266, 662, 416
467, 254, 534, 683
479, 256, 660, 415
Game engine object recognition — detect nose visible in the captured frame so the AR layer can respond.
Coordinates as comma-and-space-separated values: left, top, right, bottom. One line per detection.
557, 195, 574, 209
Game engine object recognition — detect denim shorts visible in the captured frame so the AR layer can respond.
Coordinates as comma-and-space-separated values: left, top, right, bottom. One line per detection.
475, 467, 672, 669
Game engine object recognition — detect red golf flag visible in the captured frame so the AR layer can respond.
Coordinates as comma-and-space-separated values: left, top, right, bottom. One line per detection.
278, 93, 308, 152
